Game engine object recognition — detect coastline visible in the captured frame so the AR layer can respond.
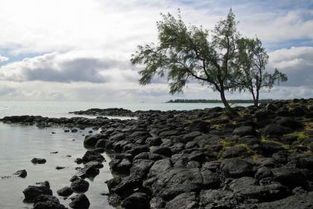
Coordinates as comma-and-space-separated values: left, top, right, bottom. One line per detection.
1, 98, 313, 209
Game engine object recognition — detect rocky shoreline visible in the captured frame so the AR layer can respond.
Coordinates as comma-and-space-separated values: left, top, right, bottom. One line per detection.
1, 99, 313, 209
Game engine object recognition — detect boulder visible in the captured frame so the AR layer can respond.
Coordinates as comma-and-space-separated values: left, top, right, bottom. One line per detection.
229, 177, 289, 202
83, 134, 105, 147
272, 167, 307, 188
262, 124, 292, 136
76, 161, 103, 178
150, 168, 203, 200
251, 191, 313, 209
151, 146, 172, 157
233, 126, 256, 136
222, 145, 249, 158
165, 192, 198, 209
14, 169, 27, 178
148, 159, 172, 177
81, 151, 105, 163
199, 189, 235, 209
57, 186, 73, 197
70, 178, 89, 193
69, 194, 90, 209
121, 192, 150, 209
33, 195, 67, 209
110, 158, 132, 174
31, 158, 47, 164
23, 181, 52, 202
221, 158, 254, 177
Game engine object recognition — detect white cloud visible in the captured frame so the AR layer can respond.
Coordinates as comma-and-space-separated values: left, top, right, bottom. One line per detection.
0, 0, 312, 101
0, 55, 9, 62
0, 51, 138, 83
269, 46, 313, 86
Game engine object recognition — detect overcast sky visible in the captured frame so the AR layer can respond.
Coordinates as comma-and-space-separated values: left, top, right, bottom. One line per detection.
0, 0, 312, 102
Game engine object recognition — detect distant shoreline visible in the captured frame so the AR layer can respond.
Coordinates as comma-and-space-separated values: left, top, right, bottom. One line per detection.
166, 99, 274, 104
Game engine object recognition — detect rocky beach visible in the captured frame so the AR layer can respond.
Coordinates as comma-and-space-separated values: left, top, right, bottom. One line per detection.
0, 98, 313, 209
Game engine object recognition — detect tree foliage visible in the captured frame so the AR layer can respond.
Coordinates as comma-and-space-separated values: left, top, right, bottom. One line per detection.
236, 37, 287, 106
131, 9, 287, 114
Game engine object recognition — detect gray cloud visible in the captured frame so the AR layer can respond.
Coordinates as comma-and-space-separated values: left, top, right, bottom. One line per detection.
0, 52, 137, 83
269, 47, 313, 87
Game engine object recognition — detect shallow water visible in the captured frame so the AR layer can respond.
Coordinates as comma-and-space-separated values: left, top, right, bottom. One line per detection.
0, 123, 114, 209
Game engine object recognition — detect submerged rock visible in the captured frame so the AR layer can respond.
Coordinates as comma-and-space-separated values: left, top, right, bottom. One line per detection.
14, 169, 27, 178
31, 158, 47, 164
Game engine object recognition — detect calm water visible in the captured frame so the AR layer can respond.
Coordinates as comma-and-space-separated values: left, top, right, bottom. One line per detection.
0, 101, 249, 209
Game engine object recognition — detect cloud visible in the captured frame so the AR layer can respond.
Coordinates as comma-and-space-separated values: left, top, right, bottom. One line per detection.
0, 51, 138, 83
0, 0, 312, 102
269, 46, 313, 86
0, 55, 9, 63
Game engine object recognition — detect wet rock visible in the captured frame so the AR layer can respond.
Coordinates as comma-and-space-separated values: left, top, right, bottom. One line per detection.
165, 192, 198, 209
146, 137, 162, 146
33, 195, 67, 209
233, 126, 256, 136
199, 189, 236, 209
70, 175, 80, 182
84, 134, 105, 147
150, 168, 203, 200
31, 158, 47, 164
229, 177, 289, 202
221, 158, 254, 177
23, 181, 52, 202
81, 150, 105, 163
121, 192, 150, 209
251, 191, 313, 209
148, 159, 172, 177
255, 167, 273, 180
262, 124, 292, 136
14, 169, 27, 178
57, 186, 73, 197
201, 161, 221, 172
69, 194, 90, 209
222, 145, 249, 158
128, 145, 149, 156
108, 193, 122, 207
272, 167, 306, 188
181, 131, 202, 143
297, 156, 313, 170
70, 178, 89, 193
110, 158, 132, 174
275, 117, 303, 129
151, 146, 172, 157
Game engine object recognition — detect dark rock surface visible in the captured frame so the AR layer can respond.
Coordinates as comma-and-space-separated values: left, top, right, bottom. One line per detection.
23, 181, 52, 202
70, 178, 90, 193
31, 158, 47, 164
14, 169, 27, 178
69, 194, 90, 209
4, 99, 313, 209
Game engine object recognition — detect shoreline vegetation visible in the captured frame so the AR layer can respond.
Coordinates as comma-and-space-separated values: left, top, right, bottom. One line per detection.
1, 98, 313, 209
166, 99, 274, 104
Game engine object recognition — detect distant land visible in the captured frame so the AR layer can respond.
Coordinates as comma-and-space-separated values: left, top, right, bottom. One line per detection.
166, 99, 274, 104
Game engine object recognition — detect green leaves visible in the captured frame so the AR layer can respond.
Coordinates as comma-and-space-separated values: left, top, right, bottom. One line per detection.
130, 9, 288, 111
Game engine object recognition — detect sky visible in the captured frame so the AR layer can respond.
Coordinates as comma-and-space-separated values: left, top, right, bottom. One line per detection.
0, 0, 312, 102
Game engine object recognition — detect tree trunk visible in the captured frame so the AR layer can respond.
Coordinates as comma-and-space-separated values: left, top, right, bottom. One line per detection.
219, 89, 235, 116
255, 90, 260, 107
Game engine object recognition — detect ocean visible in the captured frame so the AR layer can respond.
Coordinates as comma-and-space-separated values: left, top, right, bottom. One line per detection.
0, 101, 249, 209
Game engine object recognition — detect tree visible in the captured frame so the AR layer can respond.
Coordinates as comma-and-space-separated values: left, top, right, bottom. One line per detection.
236, 37, 288, 107
131, 10, 240, 115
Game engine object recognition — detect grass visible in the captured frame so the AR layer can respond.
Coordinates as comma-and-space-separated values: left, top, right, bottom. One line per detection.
261, 135, 290, 150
